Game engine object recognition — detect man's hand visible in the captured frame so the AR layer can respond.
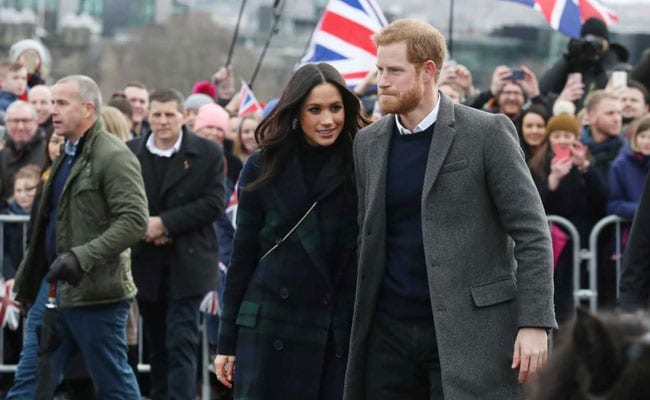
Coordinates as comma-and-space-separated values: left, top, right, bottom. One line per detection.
153, 236, 173, 246
490, 65, 512, 96
45, 252, 83, 287
557, 77, 585, 103
518, 65, 540, 98
511, 327, 548, 384
214, 354, 236, 388
213, 65, 236, 100
144, 216, 166, 243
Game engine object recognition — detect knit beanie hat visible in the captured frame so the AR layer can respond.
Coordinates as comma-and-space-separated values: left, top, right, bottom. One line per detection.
194, 104, 229, 133
581, 17, 608, 40
183, 93, 214, 111
546, 113, 580, 137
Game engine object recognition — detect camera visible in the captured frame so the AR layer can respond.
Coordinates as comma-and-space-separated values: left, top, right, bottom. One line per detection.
567, 35, 607, 65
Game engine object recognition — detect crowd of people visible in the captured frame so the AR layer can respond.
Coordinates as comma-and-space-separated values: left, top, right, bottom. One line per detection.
0, 15, 648, 400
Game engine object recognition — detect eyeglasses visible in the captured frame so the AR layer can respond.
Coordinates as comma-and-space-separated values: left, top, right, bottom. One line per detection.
6, 118, 35, 125
501, 91, 524, 98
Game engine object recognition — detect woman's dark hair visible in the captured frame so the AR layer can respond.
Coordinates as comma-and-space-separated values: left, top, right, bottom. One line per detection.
246, 63, 369, 190
523, 105, 552, 180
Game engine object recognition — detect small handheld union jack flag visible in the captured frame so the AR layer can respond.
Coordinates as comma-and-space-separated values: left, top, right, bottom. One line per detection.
238, 81, 264, 118
0, 279, 21, 330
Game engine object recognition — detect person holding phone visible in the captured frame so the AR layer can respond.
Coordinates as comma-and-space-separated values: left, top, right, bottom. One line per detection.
529, 113, 608, 324
469, 65, 551, 154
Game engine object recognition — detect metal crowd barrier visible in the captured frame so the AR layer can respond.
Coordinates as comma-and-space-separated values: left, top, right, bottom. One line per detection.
587, 215, 629, 307
547, 214, 630, 312
0, 215, 213, 399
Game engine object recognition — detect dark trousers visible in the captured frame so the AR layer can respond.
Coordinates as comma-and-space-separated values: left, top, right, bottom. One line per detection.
365, 312, 443, 400
139, 293, 203, 400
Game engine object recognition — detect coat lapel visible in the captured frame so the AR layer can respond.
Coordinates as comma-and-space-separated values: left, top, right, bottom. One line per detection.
422, 94, 457, 200
364, 117, 393, 221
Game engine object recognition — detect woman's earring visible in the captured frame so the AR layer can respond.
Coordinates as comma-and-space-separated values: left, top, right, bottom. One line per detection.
292, 118, 298, 131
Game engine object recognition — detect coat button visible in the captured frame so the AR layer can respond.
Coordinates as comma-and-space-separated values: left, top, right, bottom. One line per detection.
188, 248, 195, 254
273, 339, 283, 350
279, 288, 289, 299
322, 294, 331, 306
335, 347, 344, 358
366, 230, 372, 236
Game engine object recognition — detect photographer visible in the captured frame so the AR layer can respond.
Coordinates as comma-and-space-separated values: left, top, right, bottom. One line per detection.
539, 18, 630, 110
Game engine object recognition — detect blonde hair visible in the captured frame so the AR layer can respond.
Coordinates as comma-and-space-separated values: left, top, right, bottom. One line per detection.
101, 106, 131, 142
13, 164, 41, 188
0, 61, 26, 78
373, 19, 447, 80
233, 113, 261, 160
584, 90, 620, 112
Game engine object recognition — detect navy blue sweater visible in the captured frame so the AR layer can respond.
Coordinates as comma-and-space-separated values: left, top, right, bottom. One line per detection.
377, 122, 435, 320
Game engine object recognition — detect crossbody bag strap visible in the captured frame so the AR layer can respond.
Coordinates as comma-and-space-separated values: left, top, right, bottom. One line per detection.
259, 201, 318, 262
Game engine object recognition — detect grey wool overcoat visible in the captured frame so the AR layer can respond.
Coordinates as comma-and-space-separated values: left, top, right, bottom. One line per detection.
344, 93, 557, 400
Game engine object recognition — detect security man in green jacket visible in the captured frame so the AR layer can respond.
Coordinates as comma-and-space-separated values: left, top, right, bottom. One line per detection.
9, 75, 148, 400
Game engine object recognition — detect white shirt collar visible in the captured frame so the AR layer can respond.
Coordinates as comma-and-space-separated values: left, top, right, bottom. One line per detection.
395, 94, 441, 135
146, 131, 183, 157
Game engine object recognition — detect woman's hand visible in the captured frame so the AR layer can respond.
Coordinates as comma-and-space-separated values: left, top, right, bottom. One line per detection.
571, 142, 590, 172
548, 157, 573, 191
214, 354, 236, 388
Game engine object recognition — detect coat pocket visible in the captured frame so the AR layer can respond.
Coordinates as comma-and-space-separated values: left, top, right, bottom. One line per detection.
439, 158, 468, 174
470, 276, 517, 307
235, 301, 260, 328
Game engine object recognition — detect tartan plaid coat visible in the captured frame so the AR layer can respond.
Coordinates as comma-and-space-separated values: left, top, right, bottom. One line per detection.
218, 147, 357, 400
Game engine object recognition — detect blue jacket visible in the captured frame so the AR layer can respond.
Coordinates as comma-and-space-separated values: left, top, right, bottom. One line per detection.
0, 90, 17, 112
608, 145, 650, 219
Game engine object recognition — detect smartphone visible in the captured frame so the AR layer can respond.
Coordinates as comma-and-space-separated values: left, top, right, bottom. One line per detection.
567, 72, 582, 85
509, 68, 524, 81
611, 71, 627, 89
553, 144, 571, 160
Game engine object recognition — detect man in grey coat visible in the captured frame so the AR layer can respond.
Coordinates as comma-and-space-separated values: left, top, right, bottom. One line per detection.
344, 19, 556, 400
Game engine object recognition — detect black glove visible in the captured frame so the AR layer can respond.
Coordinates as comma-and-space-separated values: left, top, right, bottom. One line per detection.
45, 252, 83, 287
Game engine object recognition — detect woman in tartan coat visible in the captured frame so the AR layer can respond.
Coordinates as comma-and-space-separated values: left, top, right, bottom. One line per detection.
215, 63, 368, 400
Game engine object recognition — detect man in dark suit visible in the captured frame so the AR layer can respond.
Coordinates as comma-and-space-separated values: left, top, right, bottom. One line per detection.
127, 88, 226, 400
344, 19, 556, 400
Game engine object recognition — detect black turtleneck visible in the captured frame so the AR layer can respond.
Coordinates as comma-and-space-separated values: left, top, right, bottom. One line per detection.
298, 135, 339, 196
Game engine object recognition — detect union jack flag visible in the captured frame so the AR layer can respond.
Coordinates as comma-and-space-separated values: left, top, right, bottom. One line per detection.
238, 81, 263, 117
200, 290, 221, 315
0, 279, 20, 330
503, 0, 618, 38
225, 183, 238, 229
298, 0, 388, 88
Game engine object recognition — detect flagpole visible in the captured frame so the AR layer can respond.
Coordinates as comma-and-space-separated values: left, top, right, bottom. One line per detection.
250, 0, 285, 89
448, 0, 455, 58
227, 0, 248, 67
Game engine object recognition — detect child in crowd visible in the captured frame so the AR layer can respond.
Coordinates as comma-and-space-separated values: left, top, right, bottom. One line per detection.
608, 115, 650, 219
0, 61, 28, 112
1, 164, 40, 281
